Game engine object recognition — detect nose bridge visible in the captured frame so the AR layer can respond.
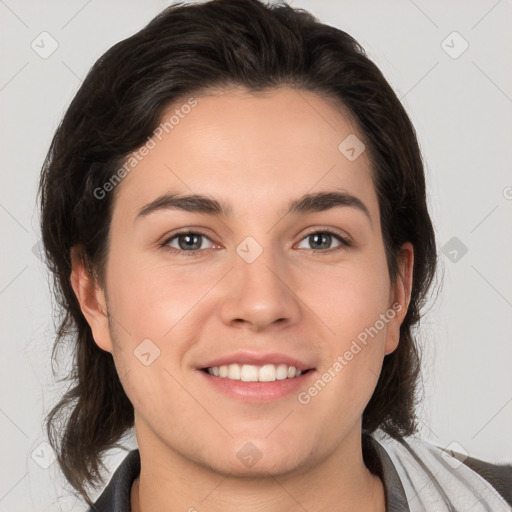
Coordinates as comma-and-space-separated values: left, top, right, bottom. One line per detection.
219, 235, 301, 330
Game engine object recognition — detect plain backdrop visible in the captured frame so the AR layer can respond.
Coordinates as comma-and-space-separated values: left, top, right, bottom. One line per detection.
1, 0, 511, 510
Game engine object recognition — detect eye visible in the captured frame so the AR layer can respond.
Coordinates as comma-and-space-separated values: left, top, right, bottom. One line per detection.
296, 230, 351, 252
162, 231, 215, 254
160, 229, 351, 255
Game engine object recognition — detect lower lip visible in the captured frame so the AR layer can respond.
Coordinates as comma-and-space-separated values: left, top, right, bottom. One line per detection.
198, 370, 315, 402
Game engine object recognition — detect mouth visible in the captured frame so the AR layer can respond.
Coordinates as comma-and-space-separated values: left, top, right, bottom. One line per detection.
198, 363, 316, 402
200, 363, 313, 382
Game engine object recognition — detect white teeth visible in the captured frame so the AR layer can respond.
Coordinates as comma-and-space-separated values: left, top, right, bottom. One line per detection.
276, 364, 288, 380
206, 363, 305, 382
259, 364, 276, 382
240, 364, 259, 382
227, 363, 241, 380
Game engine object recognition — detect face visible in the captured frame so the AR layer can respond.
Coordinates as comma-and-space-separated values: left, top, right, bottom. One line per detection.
73, 87, 413, 477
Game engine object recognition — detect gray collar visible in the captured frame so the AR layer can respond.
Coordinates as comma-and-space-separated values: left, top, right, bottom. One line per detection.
364, 433, 410, 512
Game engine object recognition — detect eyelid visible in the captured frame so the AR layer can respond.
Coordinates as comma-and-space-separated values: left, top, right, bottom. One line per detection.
294, 228, 352, 252
299, 226, 352, 244
160, 228, 217, 254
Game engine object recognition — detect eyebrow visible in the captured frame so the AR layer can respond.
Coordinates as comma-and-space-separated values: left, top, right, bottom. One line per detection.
136, 190, 372, 224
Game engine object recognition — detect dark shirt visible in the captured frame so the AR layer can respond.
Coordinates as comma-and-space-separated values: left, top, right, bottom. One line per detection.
89, 433, 512, 511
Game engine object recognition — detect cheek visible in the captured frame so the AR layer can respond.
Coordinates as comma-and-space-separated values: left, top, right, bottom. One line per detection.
297, 251, 393, 406
104, 256, 223, 416
301, 254, 392, 342
106, 249, 222, 342
104, 261, 203, 429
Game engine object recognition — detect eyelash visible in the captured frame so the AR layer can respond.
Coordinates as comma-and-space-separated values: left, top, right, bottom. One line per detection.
160, 229, 352, 256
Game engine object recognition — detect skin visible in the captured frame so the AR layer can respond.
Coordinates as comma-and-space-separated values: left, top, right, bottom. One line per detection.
71, 87, 414, 512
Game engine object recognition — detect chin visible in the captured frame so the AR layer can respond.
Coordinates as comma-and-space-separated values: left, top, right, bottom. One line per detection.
202, 437, 312, 477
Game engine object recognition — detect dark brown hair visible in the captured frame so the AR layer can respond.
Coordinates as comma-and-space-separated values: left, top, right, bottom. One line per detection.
38, 0, 437, 504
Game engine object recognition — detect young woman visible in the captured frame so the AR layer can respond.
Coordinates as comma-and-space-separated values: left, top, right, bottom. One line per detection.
38, 0, 512, 511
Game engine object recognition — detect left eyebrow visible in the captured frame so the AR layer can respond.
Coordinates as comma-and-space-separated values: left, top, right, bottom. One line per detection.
288, 191, 372, 225
135, 190, 372, 225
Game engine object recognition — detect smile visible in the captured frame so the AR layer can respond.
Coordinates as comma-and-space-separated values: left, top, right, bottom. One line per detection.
204, 363, 305, 382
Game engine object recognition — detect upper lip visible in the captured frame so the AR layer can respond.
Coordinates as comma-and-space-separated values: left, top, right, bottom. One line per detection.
198, 351, 315, 372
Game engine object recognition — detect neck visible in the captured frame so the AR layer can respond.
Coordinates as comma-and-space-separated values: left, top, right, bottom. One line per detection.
131, 424, 385, 512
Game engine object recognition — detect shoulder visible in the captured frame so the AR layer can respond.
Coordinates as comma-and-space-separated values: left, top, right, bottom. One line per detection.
89, 449, 140, 512
371, 430, 512, 511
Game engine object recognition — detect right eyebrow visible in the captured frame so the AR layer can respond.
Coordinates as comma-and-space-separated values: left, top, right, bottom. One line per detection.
136, 193, 232, 219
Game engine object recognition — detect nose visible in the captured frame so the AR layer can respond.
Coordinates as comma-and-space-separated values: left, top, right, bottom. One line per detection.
219, 246, 302, 332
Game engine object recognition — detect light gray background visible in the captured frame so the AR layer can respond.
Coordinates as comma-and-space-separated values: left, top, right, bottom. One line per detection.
1, 0, 511, 510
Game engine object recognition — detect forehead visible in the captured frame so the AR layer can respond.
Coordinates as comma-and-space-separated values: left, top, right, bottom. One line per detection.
113, 86, 377, 220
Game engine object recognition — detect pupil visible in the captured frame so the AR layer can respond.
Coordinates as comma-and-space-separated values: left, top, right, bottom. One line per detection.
311, 233, 331, 250
179, 234, 201, 250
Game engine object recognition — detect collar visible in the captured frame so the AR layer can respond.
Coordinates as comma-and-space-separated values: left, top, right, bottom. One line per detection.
90, 434, 410, 511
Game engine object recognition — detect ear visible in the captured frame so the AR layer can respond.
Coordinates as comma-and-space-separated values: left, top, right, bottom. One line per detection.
384, 242, 414, 355
70, 245, 113, 353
